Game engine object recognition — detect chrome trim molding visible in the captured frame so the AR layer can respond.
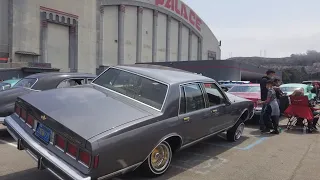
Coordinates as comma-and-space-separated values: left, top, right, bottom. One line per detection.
97, 162, 142, 180
5, 116, 91, 180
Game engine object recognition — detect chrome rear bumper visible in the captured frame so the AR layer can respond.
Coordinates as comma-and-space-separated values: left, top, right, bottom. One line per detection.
5, 116, 91, 180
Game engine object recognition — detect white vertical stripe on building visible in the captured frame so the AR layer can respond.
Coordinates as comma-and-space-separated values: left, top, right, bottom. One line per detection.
118, 5, 125, 65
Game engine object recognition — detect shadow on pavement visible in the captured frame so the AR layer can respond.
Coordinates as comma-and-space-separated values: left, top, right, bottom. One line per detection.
119, 135, 249, 180
0, 168, 56, 180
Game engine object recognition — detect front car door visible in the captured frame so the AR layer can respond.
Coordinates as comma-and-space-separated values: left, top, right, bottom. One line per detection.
201, 82, 233, 132
178, 83, 208, 144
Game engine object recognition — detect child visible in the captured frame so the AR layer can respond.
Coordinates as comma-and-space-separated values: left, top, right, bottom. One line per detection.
259, 80, 281, 134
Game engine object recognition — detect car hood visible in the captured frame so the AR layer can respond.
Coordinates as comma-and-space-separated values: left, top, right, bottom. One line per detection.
19, 86, 152, 140
228, 92, 260, 101
225, 92, 251, 103
0, 87, 36, 116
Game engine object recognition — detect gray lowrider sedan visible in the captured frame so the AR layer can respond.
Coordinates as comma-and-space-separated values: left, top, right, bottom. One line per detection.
5, 65, 254, 180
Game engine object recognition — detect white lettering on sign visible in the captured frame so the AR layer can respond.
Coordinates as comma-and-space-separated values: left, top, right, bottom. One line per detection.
155, 0, 202, 32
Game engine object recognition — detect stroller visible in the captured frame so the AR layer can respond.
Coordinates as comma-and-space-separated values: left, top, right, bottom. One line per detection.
284, 95, 320, 133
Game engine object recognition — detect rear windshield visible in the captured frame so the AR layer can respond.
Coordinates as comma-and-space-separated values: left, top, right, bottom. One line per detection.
93, 68, 168, 110
228, 86, 260, 92
13, 78, 37, 89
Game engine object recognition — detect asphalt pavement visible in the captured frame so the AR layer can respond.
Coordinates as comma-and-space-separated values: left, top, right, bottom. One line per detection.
0, 118, 320, 180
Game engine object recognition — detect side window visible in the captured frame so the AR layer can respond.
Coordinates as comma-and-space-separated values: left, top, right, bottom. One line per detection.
57, 79, 85, 88
203, 83, 226, 106
179, 86, 186, 114
183, 84, 205, 113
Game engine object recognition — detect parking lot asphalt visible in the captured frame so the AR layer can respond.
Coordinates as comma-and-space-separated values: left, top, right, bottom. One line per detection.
0, 118, 320, 180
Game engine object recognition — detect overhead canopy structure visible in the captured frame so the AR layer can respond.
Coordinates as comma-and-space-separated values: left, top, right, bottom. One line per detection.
137, 60, 282, 83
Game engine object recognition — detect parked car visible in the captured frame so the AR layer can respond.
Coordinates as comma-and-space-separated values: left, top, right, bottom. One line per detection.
5, 65, 254, 180
0, 72, 95, 124
302, 80, 320, 100
0, 79, 21, 91
280, 83, 317, 105
228, 84, 262, 117
220, 83, 237, 92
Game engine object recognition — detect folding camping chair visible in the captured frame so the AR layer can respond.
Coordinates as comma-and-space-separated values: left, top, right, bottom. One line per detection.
284, 96, 316, 132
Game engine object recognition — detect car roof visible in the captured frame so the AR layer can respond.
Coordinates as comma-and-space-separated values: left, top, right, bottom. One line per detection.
25, 72, 96, 79
114, 64, 214, 84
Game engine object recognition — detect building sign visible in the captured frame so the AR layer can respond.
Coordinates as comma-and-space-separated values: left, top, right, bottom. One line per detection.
155, 0, 203, 32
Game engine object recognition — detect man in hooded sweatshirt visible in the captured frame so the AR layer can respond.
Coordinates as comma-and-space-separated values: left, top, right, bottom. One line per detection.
259, 69, 276, 132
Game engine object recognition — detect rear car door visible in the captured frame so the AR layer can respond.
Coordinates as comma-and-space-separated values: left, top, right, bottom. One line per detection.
178, 83, 209, 144
201, 82, 232, 133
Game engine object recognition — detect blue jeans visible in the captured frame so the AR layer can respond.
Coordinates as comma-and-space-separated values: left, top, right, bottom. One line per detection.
259, 104, 267, 130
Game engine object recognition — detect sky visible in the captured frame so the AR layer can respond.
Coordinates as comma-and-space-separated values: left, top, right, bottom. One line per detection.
183, 0, 320, 59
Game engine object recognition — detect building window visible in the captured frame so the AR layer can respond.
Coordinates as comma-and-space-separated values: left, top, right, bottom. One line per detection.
208, 51, 216, 60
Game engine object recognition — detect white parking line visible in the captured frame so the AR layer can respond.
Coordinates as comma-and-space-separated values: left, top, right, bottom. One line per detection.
0, 139, 17, 148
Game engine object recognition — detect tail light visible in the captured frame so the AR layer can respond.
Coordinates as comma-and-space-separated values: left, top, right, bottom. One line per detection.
79, 150, 91, 166
15, 105, 21, 116
55, 135, 66, 150
21, 108, 27, 120
67, 143, 78, 158
93, 155, 99, 168
26, 115, 34, 127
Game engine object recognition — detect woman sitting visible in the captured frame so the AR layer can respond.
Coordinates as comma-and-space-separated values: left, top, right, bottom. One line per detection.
291, 89, 320, 131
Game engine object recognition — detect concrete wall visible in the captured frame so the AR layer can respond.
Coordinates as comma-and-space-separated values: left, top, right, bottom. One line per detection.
0, 0, 9, 57
11, 0, 97, 73
99, 0, 222, 67
1, 0, 221, 75
47, 23, 69, 72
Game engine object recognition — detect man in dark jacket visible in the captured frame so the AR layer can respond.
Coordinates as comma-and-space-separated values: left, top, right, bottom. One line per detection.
259, 69, 276, 132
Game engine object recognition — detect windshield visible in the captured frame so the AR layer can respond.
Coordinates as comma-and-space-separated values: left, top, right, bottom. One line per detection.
13, 78, 37, 88
280, 87, 303, 93
93, 68, 168, 110
228, 86, 260, 92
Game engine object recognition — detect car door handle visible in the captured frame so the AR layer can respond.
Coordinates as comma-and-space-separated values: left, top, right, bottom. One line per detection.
183, 117, 190, 122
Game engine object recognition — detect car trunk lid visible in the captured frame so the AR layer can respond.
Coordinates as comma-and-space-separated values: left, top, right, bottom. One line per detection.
19, 87, 152, 141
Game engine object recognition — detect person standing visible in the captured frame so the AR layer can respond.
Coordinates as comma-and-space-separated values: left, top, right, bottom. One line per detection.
259, 69, 276, 132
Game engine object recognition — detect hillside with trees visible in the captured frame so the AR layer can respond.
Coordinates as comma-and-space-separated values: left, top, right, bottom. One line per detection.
227, 50, 320, 83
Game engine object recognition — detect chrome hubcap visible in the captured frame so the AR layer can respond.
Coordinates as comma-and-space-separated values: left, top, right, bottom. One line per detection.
235, 123, 245, 140
150, 144, 170, 172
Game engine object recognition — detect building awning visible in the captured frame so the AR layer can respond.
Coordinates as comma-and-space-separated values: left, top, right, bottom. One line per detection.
15, 51, 40, 56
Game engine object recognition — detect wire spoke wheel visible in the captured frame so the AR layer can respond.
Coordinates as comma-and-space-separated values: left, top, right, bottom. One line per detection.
235, 123, 245, 140
150, 143, 171, 172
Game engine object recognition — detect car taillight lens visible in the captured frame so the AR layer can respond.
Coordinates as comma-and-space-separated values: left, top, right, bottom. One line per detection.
21, 108, 26, 120
93, 155, 99, 168
55, 135, 65, 150
15, 105, 21, 116
79, 150, 90, 166
26, 115, 34, 127
67, 143, 78, 157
